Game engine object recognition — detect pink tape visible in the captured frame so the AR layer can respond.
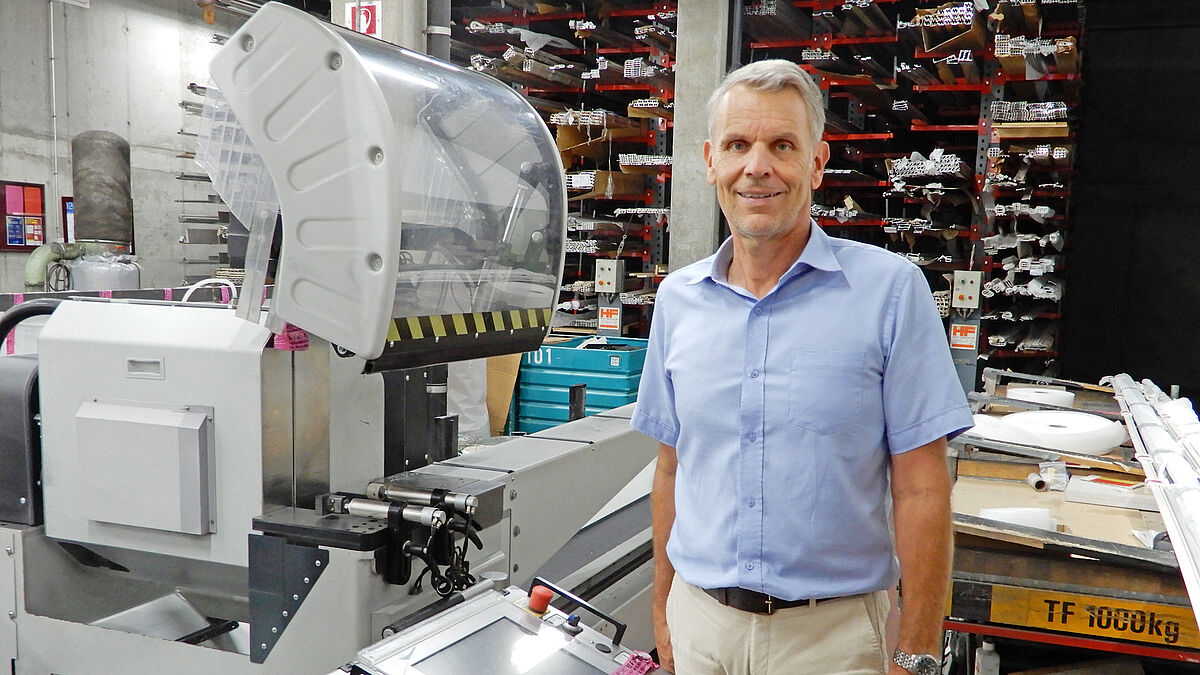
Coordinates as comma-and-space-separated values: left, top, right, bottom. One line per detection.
6, 294, 23, 356
220, 287, 232, 304
164, 288, 174, 301
272, 323, 310, 351
99, 290, 113, 299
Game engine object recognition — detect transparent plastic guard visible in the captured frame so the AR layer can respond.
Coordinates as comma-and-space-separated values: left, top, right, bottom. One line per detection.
195, 84, 277, 323
337, 33, 567, 324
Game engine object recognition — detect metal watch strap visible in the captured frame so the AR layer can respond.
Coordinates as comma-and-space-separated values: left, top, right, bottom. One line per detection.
892, 648, 938, 675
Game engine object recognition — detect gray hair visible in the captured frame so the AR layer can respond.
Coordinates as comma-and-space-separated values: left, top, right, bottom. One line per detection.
706, 59, 826, 149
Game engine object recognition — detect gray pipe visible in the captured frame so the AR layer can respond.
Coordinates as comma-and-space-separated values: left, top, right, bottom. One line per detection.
426, 0, 449, 61
70, 130, 134, 244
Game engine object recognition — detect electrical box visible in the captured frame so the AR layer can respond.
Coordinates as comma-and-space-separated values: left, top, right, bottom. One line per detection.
595, 260, 622, 292
951, 270, 984, 309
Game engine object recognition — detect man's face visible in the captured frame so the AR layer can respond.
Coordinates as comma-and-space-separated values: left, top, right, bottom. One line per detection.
704, 85, 829, 242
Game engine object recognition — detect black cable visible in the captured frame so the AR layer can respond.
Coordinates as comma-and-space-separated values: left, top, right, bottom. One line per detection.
0, 298, 62, 345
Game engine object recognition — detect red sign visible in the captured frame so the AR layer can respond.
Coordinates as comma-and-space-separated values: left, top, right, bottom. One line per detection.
949, 323, 978, 350
598, 307, 620, 332
344, 2, 380, 37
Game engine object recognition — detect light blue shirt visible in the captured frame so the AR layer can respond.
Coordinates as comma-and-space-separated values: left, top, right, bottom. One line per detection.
631, 224, 972, 600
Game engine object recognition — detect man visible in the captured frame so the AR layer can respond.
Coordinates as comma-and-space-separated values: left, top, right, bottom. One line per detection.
630, 59, 973, 675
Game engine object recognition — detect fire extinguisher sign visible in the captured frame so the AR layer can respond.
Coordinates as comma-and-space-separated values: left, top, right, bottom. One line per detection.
344, 2, 382, 37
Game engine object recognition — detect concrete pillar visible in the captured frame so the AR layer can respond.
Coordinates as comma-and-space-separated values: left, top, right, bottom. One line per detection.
668, 3, 731, 270
331, 0, 426, 53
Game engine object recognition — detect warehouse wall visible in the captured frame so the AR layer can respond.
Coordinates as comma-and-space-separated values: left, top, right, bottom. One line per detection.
1061, 1, 1200, 396
0, 0, 240, 291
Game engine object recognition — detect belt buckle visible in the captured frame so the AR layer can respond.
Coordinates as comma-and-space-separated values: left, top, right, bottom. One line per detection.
764, 595, 774, 616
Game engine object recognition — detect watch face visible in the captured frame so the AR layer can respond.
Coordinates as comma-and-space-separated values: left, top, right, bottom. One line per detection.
915, 655, 940, 675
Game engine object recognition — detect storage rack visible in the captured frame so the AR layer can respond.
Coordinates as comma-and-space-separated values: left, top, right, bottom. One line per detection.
740, 0, 1083, 389
450, 1, 676, 337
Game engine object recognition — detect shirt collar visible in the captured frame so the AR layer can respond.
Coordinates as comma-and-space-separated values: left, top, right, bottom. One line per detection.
689, 220, 844, 287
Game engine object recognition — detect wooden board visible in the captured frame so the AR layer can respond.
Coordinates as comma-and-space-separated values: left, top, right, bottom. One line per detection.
953, 477, 1155, 548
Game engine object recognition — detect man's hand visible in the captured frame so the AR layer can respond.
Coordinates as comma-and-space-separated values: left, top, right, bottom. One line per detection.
653, 606, 674, 672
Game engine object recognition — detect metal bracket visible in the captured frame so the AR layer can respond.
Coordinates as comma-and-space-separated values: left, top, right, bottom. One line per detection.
248, 533, 330, 664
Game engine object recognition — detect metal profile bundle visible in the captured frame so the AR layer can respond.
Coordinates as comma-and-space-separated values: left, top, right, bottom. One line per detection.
837, 0, 892, 39
468, 55, 578, 90
617, 154, 672, 169
814, 10, 843, 34
569, 19, 643, 51
882, 217, 942, 234
811, 203, 861, 223
743, 0, 813, 41
622, 58, 674, 90
562, 280, 596, 293
618, 290, 655, 306
549, 109, 639, 128
896, 61, 942, 86
565, 172, 598, 191
565, 239, 605, 254
463, 20, 536, 49
567, 216, 635, 233
803, 48, 861, 77
613, 207, 670, 216
980, 230, 1050, 254
627, 97, 673, 120
933, 52, 982, 84
995, 35, 1079, 76
886, 150, 972, 182
910, 1, 975, 28
823, 168, 881, 183
891, 100, 931, 124
909, 1, 987, 53
1111, 374, 1200, 624
979, 301, 1054, 321
564, 171, 646, 201
1015, 255, 1061, 276
990, 202, 1056, 222
501, 46, 586, 89
581, 58, 625, 85
634, 24, 676, 53
823, 111, 862, 135
990, 100, 1069, 122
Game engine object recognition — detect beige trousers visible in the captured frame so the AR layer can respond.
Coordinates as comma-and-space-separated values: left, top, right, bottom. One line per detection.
666, 574, 890, 675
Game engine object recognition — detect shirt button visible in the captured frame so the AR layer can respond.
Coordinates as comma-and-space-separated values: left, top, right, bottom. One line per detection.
754, 308, 763, 316
747, 432, 756, 442
745, 562, 754, 570
750, 369, 759, 378
747, 498, 755, 508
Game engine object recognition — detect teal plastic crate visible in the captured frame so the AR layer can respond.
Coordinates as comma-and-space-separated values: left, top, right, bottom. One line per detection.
515, 337, 646, 433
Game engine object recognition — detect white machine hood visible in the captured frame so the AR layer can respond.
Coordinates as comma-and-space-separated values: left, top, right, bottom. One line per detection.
204, 2, 567, 366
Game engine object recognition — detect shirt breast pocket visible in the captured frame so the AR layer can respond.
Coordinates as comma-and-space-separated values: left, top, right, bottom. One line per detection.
786, 349, 867, 435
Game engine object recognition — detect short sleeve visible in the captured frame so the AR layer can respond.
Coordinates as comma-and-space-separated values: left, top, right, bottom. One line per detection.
630, 287, 680, 447
882, 267, 974, 453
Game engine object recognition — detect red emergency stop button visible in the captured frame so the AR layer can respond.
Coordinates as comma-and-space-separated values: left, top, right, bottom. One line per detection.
529, 585, 554, 613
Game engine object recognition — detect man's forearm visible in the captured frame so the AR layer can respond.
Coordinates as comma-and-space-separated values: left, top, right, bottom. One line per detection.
652, 444, 678, 617
891, 440, 953, 656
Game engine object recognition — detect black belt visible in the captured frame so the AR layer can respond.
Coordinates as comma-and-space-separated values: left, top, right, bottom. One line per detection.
703, 587, 840, 615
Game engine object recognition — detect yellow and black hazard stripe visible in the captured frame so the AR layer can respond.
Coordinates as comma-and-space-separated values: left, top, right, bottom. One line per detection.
363, 308, 554, 374
386, 308, 553, 342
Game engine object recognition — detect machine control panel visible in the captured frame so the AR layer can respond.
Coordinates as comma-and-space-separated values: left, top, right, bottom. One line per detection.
952, 270, 984, 309
342, 584, 653, 674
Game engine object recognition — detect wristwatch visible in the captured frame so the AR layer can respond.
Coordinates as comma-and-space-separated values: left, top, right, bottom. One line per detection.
892, 648, 940, 675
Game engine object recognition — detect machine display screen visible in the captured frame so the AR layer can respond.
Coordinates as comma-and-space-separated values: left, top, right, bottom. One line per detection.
413, 617, 602, 674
